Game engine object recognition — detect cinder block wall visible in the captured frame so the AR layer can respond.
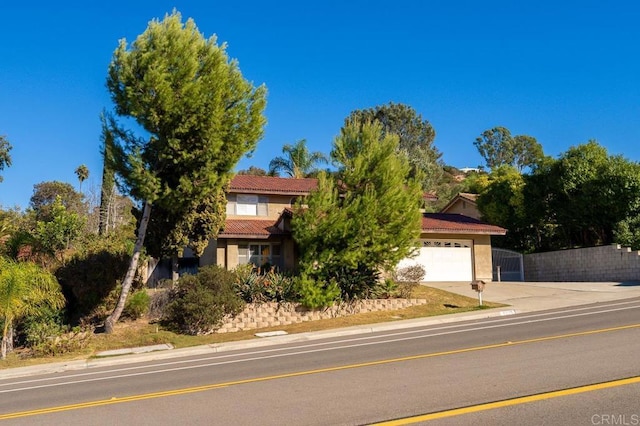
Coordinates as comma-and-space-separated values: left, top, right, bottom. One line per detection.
524, 244, 640, 282
217, 299, 428, 333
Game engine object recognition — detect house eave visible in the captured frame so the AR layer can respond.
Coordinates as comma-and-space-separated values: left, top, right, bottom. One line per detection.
228, 188, 311, 196
217, 233, 273, 240
421, 229, 507, 236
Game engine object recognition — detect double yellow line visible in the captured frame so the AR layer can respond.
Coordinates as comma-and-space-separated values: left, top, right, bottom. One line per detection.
2, 323, 639, 420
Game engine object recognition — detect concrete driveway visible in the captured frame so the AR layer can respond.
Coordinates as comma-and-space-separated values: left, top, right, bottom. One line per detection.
425, 280, 640, 312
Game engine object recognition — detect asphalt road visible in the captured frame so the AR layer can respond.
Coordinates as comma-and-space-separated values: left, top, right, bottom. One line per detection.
1, 298, 639, 425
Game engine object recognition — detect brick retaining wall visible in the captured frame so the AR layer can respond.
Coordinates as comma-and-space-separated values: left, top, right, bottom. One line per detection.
523, 244, 640, 282
217, 298, 428, 333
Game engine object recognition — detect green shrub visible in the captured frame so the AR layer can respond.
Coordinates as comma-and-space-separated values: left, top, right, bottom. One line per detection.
162, 266, 245, 335
123, 290, 150, 319
233, 264, 264, 302
324, 264, 380, 301
295, 275, 340, 309
262, 270, 297, 302
234, 266, 297, 303
29, 328, 92, 357
19, 308, 92, 357
373, 278, 398, 299
20, 308, 65, 349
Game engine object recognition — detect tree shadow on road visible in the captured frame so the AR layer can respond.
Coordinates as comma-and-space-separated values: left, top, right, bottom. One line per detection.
615, 281, 640, 287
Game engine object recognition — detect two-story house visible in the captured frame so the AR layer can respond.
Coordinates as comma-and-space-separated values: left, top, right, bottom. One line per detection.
195, 175, 505, 281
199, 175, 316, 272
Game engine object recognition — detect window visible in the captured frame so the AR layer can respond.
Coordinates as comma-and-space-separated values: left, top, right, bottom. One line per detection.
237, 194, 258, 215
238, 243, 282, 268
227, 194, 268, 216
422, 239, 471, 248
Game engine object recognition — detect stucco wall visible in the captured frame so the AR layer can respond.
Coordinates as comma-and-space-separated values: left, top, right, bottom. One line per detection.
472, 235, 493, 281
524, 244, 640, 282
443, 200, 481, 220
226, 242, 239, 269
226, 194, 293, 220
199, 239, 217, 267
283, 238, 296, 270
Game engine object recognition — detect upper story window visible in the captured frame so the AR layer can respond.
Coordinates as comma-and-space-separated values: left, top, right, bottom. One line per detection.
227, 194, 268, 216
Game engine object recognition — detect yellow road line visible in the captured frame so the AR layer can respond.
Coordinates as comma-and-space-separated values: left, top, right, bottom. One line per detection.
373, 375, 640, 425
1, 323, 639, 420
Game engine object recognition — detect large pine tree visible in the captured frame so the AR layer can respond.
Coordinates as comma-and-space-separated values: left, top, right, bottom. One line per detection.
293, 120, 422, 299
103, 11, 266, 332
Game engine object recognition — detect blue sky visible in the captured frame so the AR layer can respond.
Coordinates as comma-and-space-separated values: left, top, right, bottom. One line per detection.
1, 1, 639, 209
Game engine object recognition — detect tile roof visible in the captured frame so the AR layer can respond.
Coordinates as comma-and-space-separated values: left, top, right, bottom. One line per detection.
422, 213, 506, 235
423, 192, 438, 202
230, 175, 318, 195
220, 212, 505, 239
219, 219, 289, 239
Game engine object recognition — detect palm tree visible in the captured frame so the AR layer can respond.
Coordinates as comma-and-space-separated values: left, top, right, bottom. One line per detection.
268, 139, 328, 178
0, 258, 65, 359
74, 164, 89, 192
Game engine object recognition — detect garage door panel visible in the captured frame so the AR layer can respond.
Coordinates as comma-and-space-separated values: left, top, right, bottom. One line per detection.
398, 239, 473, 282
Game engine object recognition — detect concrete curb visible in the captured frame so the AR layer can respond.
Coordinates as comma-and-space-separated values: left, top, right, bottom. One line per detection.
0, 308, 518, 379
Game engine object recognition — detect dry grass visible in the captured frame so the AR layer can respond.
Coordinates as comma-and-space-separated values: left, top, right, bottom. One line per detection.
0, 286, 506, 369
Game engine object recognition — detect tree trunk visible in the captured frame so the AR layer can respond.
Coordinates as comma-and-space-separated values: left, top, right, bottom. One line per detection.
7, 325, 13, 354
171, 254, 179, 287
104, 201, 152, 333
1, 318, 10, 360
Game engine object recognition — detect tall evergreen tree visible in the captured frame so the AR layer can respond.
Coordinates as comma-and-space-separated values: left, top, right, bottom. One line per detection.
293, 120, 422, 299
0, 135, 11, 184
103, 11, 266, 332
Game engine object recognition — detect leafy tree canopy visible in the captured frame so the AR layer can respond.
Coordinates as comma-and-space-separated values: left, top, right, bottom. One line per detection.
474, 126, 544, 172
33, 196, 85, 264
29, 181, 86, 222
345, 102, 442, 192
106, 10, 266, 255
238, 166, 270, 176
104, 10, 266, 330
477, 140, 640, 252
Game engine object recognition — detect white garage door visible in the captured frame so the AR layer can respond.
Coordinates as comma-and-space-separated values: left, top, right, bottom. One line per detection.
398, 239, 473, 282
